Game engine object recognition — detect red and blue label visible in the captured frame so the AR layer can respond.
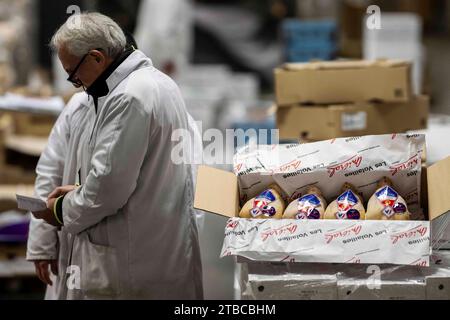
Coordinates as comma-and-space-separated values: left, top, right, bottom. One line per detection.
375, 186, 407, 218
251, 190, 277, 217
296, 194, 321, 219
336, 190, 360, 219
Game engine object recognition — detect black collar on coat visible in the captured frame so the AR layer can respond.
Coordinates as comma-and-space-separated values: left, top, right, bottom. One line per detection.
86, 47, 134, 111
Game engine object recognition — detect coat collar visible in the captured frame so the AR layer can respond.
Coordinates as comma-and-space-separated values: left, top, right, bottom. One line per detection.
86, 49, 153, 110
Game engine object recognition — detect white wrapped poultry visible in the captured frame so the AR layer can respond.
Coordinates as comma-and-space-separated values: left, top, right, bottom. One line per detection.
366, 177, 410, 220
324, 182, 366, 220
239, 184, 285, 219
283, 186, 327, 219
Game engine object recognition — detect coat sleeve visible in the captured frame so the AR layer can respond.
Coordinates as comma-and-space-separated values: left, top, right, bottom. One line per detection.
26, 96, 76, 260
62, 94, 151, 234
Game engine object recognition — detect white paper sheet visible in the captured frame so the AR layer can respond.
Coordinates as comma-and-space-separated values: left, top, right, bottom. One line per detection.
16, 194, 47, 212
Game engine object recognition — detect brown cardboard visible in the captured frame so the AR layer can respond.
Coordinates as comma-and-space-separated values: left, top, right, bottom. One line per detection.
0, 244, 27, 261
4, 135, 48, 157
339, 0, 365, 58
12, 112, 56, 137
0, 113, 14, 168
275, 59, 412, 106
194, 165, 238, 219
337, 280, 426, 300
426, 276, 450, 299
0, 165, 36, 185
427, 156, 450, 221
277, 96, 429, 141
246, 274, 338, 300
0, 184, 34, 212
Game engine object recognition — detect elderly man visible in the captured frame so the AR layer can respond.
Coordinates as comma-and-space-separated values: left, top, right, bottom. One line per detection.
31, 12, 203, 299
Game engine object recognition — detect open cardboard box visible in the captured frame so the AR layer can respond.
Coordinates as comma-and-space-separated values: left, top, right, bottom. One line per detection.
275, 59, 412, 106
194, 155, 450, 266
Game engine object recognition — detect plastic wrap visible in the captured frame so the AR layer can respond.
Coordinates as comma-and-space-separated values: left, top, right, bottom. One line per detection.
239, 251, 450, 300
222, 218, 431, 266
432, 214, 450, 250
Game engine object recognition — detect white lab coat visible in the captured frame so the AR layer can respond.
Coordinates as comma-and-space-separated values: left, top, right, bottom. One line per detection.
27, 50, 204, 299
134, 0, 193, 77
26, 91, 90, 299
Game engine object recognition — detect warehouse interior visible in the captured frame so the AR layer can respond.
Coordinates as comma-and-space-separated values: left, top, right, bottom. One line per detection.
0, 0, 449, 300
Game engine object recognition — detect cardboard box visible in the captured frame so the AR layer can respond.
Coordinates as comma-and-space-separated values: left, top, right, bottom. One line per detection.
277, 96, 429, 142
0, 134, 45, 184
12, 112, 56, 137
194, 148, 450, 266
431, 214, 450, 250
338, 0, 365, 58
426, 276, 450, 299
339, 35, 362, 59
240, 258, 437, 300
337, 279, 426, 300
0, 244, 27, 261
424, 251, 450, 299
240, 259, 339, 300
4, 134, 48, 158
0, 184, 34, 213
275, 60, 412, 106
245, 273, 338, 300
0, 165, 36, 185
0, 113, 14, 168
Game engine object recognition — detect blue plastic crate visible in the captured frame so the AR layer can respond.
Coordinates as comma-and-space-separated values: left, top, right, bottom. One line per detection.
282, 19, 337, 44
286, 47, 336, 62
231, 118, 276, 148
286, 41, 337, 52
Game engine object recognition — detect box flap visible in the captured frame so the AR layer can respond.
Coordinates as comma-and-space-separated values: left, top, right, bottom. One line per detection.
427, 156, 450, 220
283, 59, 409, 71
194, 165, 238, 218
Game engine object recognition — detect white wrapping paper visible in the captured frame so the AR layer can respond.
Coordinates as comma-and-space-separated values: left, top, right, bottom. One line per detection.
221, 218, 431, 266
233, 134, 425, 219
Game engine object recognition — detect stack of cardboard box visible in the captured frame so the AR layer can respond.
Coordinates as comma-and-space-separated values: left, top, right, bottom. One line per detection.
275, 59, 429, 142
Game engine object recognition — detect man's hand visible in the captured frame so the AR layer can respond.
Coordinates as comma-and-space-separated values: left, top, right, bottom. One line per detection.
48, 185, 78, 200
31, 185, 77, 226
31, 206, 60, 227
33, 259, 58, 286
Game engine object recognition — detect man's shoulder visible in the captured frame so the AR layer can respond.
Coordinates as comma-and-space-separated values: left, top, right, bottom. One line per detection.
63, 92, 89, 115
120, 67, 182, 105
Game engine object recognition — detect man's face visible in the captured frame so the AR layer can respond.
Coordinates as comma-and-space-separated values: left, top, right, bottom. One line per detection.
58, 46, 108, 88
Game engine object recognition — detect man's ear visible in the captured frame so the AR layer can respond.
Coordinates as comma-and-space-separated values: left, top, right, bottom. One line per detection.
90, 50, 104, 63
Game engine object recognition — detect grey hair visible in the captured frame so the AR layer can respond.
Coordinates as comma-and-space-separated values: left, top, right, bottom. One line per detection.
50, 12, 126, 58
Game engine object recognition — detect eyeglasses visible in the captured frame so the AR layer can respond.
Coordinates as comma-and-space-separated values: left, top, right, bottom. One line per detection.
66, 53, 89, 87
66, 48, 103, 87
